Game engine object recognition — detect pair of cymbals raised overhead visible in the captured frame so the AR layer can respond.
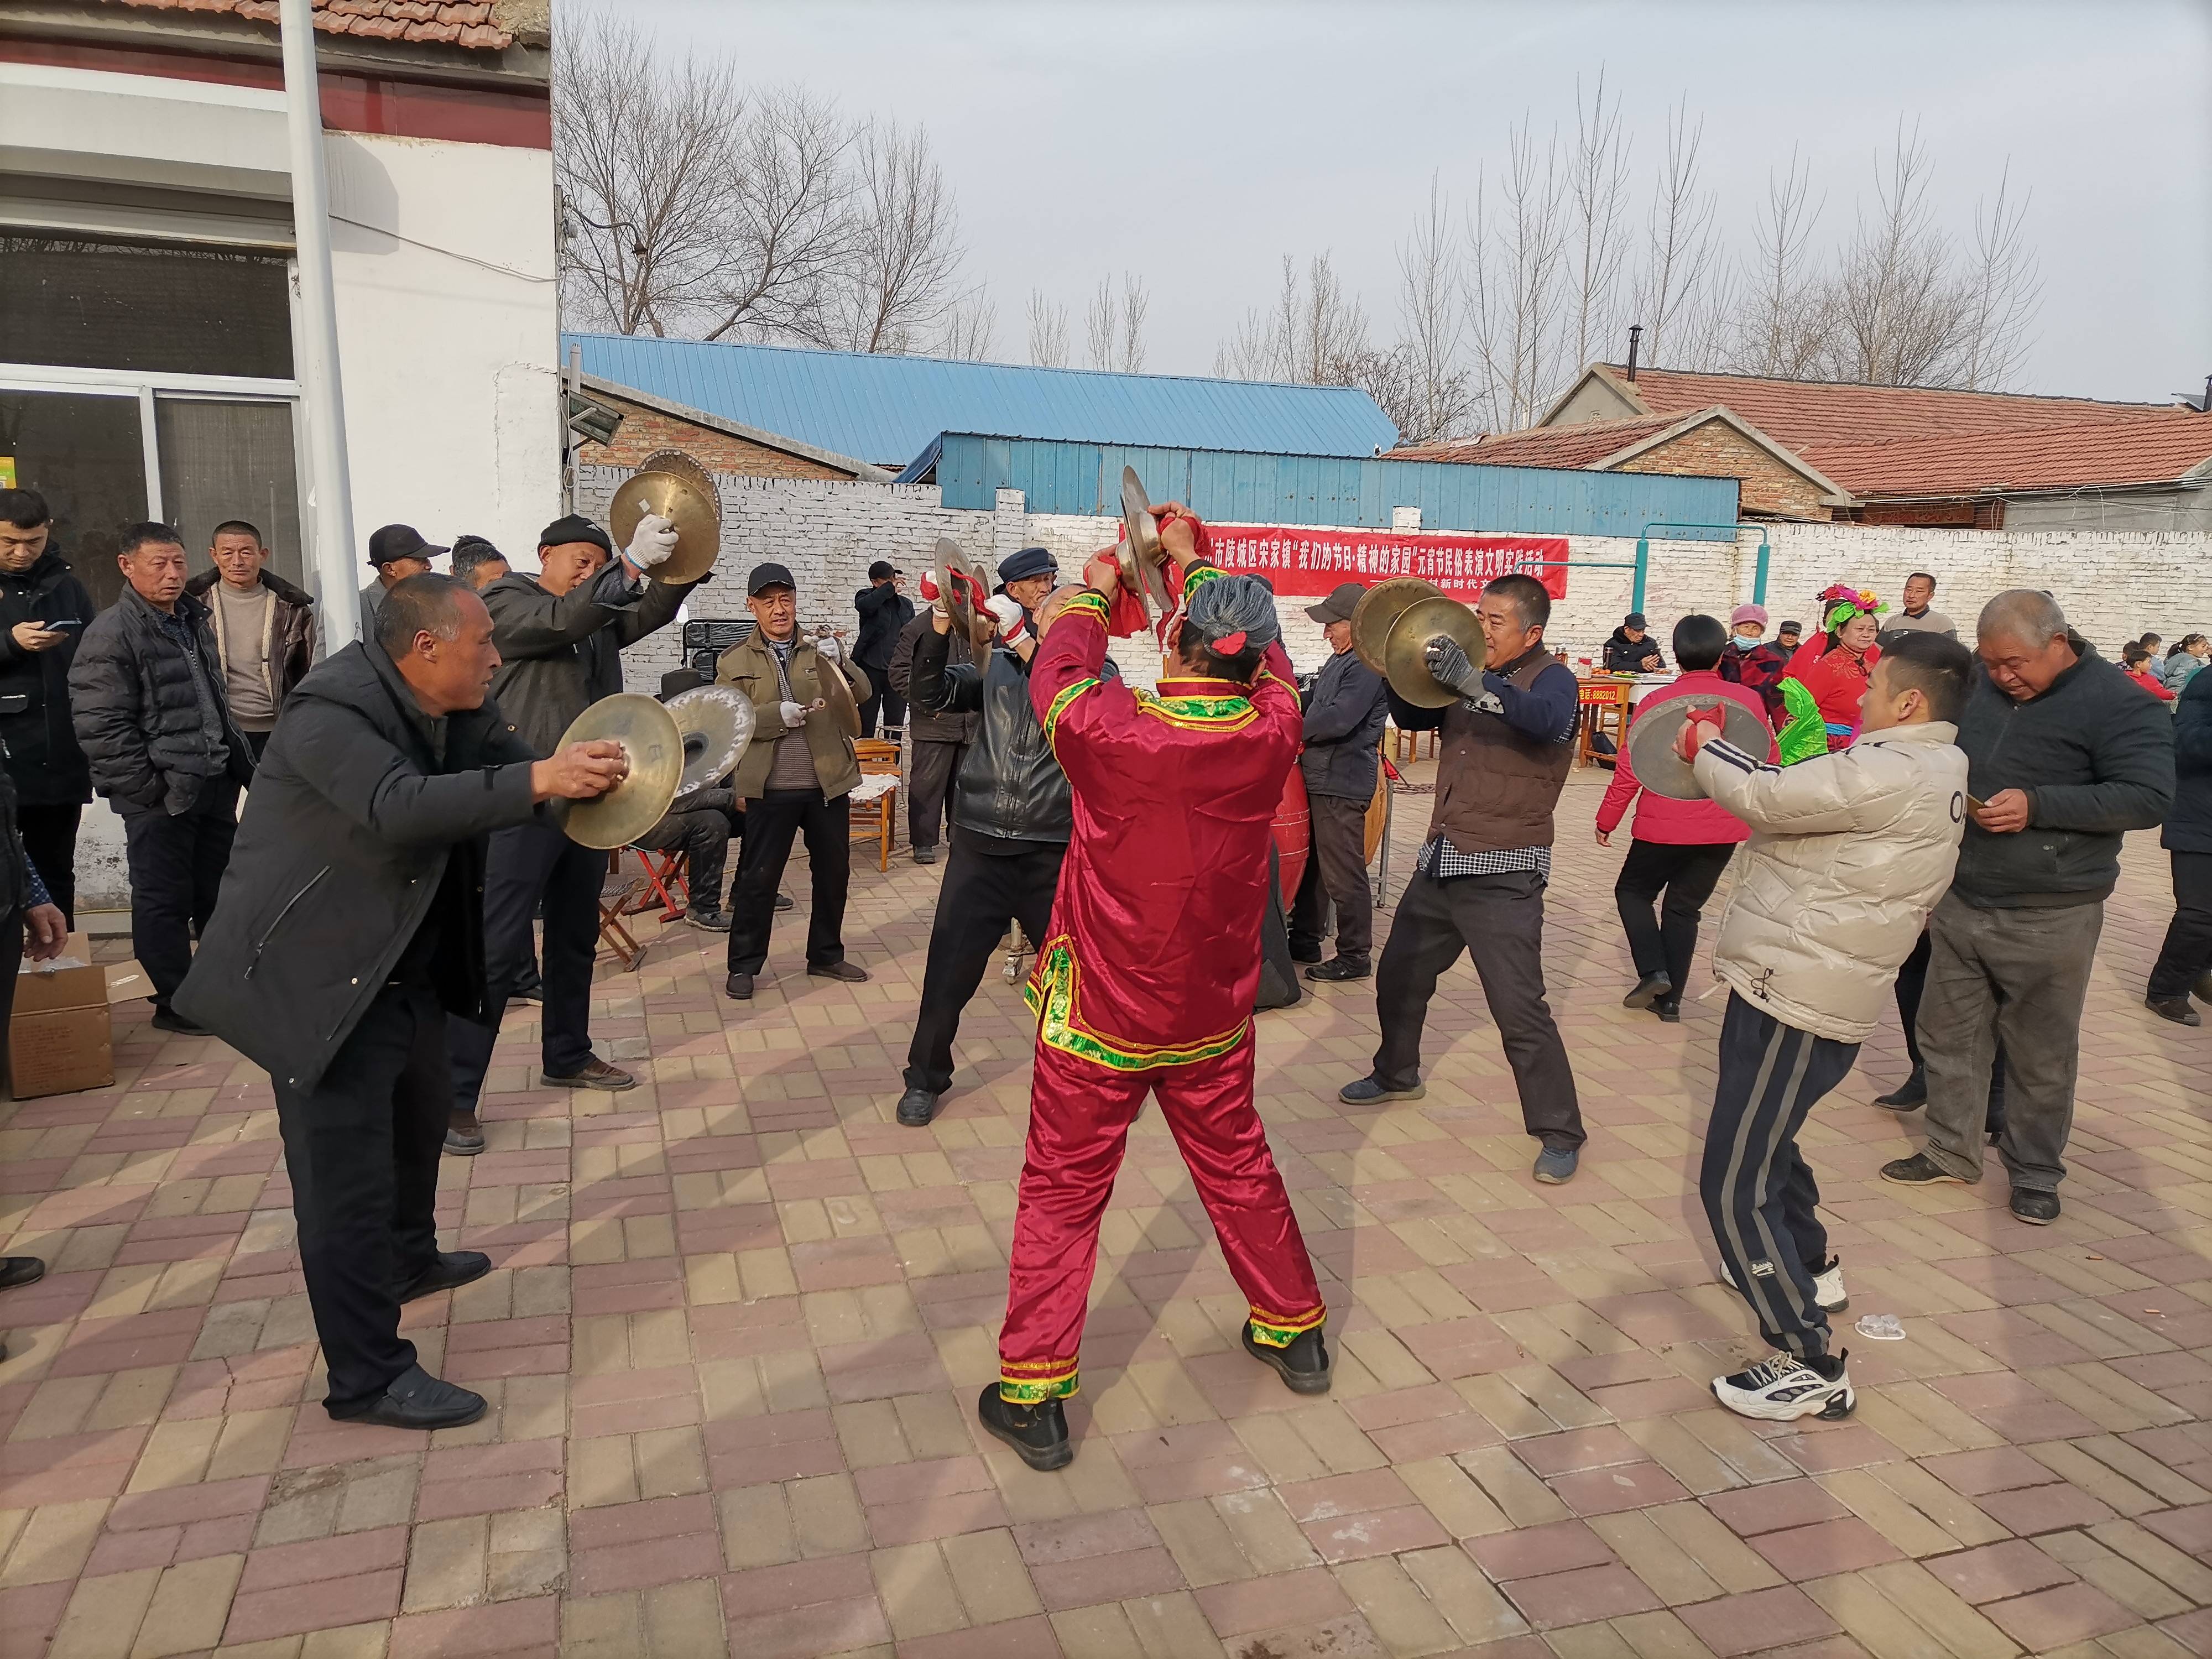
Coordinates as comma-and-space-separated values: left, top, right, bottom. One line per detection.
933, 538, 997, 649
607, 449, 722, 585
1117, 467, 1176, 624
1348, 577, 1485, 708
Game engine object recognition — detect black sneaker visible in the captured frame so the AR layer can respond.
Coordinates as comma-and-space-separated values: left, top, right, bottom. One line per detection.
912, 846, 939, 865
725, 971, 755, 1000
1880, 1152, 1968, 1187
896, 1087, 941, 1128
1874, 1067, 1927, 1109
976, 1383, 1073, 1470
1243, 1321, 1332, 1394
775, 893, 795, 912
684, 907, 732, 933
444, 1114, 486, 1157
1305, 956, 1370, 982
396, 1251, 492, 1304
333, 1364, 487, 1431
1711, 1352, 1854, 1422
150, 1008, 208, 1036
1339, 1076, 1425, 1105
2146, 994, 2201, 1027
1621, 972, 1672, 1010
2010, 1188, 2060, 1225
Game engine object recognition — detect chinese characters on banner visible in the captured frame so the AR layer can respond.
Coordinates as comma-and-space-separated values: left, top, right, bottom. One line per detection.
1204, 525, 1571, 601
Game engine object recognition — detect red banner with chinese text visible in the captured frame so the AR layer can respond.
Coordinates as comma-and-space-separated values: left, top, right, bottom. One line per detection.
1204, 525, 1569, 601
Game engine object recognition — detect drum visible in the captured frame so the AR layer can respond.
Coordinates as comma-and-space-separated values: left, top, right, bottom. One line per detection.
1274, 766, 1311, 900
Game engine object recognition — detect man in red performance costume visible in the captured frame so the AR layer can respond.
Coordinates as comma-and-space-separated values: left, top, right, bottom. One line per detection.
979, 506, 1330, 1471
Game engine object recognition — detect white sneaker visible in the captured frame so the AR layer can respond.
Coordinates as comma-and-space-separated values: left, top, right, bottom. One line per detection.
1711, 1353, 1855, 1421
1718, 1255, 1848, 1313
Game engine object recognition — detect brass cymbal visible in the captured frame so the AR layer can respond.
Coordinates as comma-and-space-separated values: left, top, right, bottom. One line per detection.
933, 538, 994, 649
1383, 594, 1486, 708
1625, 692, 1775, 800
1349, 577, 1441, 676
809, 644, 864, 740
552, 692, 683, 849
666, 685, 755, 795
609, 449, 721, 585
1118, 466, 1175, 620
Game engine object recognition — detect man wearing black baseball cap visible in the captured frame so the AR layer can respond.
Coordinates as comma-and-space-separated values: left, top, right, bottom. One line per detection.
442, 508, 700, 1154
852, 559, 912, 738
1288, 582, 1389, 980
716, 560, 873, 999
1604, 612, 1665, 674
361, 524, 446, 624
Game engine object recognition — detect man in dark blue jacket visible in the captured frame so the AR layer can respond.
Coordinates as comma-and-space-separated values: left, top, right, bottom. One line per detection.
1289, 583, 1389, 980
853, 560, 914, 736
2145, 665, 2212, 1016
177, 576, 625, 1430
1884, 592, 2173, 1226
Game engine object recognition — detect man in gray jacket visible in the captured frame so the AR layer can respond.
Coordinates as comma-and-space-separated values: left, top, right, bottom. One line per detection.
1884, 591, 2174, 1225
443, 512, 697, 1152
1289, 582, 1389, 980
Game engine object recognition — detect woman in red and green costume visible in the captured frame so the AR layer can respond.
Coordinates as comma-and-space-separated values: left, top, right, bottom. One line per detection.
1777, 584, 1886, 761
980, 504, 1329, 1471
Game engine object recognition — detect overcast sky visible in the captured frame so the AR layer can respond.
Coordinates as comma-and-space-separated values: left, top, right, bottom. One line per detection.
581, 0, 2211, 408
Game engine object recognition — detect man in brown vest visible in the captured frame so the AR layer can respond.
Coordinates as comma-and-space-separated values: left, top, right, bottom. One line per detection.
1338, 572, 1588, 1183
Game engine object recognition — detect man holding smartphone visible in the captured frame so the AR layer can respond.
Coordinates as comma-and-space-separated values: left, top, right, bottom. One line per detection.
0, 488, 95, 924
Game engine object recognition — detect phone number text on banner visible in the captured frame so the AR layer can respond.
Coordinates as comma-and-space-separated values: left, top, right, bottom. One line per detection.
1205, 526, 1570, 601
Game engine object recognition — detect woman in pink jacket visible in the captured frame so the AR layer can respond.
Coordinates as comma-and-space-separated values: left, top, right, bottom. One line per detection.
1597, 615, 1777, 1021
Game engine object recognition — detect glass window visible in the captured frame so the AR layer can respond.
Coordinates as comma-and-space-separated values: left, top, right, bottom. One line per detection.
0, 389, 148, 613
0, 236, 294, 379
155, 398, 305, 591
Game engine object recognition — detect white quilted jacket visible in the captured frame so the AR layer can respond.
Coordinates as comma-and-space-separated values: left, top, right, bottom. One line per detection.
1693, 722, 1968, 1042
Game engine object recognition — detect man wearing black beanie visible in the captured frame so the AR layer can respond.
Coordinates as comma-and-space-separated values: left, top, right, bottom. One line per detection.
441, 509, 701, 1155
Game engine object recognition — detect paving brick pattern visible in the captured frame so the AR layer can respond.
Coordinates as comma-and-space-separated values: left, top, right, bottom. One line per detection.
3, 765, 2210, 1658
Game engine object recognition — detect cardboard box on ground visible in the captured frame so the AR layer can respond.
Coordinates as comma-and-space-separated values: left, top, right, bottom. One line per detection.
11, 935, 149, 1099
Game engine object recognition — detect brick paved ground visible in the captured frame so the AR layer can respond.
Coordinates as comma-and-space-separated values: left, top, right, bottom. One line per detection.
3, 764, 2209, 1659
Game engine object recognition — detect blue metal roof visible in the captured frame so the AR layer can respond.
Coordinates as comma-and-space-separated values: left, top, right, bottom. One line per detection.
563, 333, 1399, 467
928, 435, 1741, 539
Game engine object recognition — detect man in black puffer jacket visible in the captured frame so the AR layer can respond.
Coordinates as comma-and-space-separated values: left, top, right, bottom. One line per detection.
69, 523, 255, 1031
1884, 592, 2173, 1227
176, 575, 625, 1430
894, 581, 1104, 1127
0, 489, 95, 922
2145, 664, 2212, 1015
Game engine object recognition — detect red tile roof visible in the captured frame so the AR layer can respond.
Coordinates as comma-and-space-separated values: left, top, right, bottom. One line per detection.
1392, 414, 1682, 469
1592, 364, 2178, 452
1804, 416, 2212, 498
109, 0, 515, 50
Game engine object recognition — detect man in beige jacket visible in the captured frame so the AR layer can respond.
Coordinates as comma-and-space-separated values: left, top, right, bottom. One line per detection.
718, 562, 872, 1000
1678, 630, 1973, 1423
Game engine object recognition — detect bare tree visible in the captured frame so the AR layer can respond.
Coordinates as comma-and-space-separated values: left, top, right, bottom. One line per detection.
1026, 290, 1070, 367
1085, 276, 1117, 369
936, 288, 997, 361
1463, 116, 1569, 431
555, 14, 747, 337
1732, 147, 1832, 377
1084, 274, 1150, 371
1633, 98, 1732, 370
1824, 124, 1970, 385
1390, 178, 1474, 443
817, 121, 967, 354
1119, 274, 1150, 373
1213, 254, 1371, 384
700, 86, 854, 342
1566, 71, 1632, 374
1949, 168, 2039, 390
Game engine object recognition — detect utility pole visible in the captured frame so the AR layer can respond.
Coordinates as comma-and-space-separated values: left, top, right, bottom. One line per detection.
279, 0, 361, 647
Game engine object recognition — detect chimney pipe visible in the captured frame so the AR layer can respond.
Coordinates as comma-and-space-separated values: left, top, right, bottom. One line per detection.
1625, 324, 1643, 383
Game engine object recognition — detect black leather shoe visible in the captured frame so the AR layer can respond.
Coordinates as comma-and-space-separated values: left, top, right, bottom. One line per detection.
896, 1087, 941, 1128
912, 846, 938, 865
1339, 1076, 1425, 1105
1243, 1321, 1332, 1395
809, 960, 869, 983
542, 1058, 637, 1091
2195, 970, 2212, 1004
1652, 999, 1681, 1023
976, 1383, 1072, 1470
1880, 1152, 1969, 1187
397, 1251, 492, 1304
1306, 956, 1370, 982
1874, 1067, 1928, 1109
444, 1114, 486, 1157
335, 1364, 487, 1431
1289, 943, 1323, 965
1621, 973, 1671, 1010
2147, 994, 2202, 1027
725, 971, 755, 1000
775, 893, 795, 912
150, 1008, 208, 1036
2010, 1187, 2060, 1225
0, 1256, 46, 1292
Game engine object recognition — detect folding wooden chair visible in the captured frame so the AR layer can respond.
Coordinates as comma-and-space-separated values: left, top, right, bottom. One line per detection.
850, 739, 901, 873
618, 845, 689, 922
597, 852, 647, 971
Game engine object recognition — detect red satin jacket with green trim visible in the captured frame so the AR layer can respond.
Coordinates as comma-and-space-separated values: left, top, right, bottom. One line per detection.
1024, 571, 1302, 1071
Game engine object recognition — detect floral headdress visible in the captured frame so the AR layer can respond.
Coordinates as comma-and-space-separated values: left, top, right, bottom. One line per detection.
1818, 582, 1886, 632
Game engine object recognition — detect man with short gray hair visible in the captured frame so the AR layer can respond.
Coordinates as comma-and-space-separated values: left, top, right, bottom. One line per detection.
1882, 590, 2172, 1225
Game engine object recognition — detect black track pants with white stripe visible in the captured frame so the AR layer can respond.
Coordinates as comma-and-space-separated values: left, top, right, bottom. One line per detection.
1700, 992, 1860, 1360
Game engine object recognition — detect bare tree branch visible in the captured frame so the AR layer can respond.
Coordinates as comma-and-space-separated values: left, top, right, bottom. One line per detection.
1026, 289, 1070, 367
1731, 147, 1832, 376
816, 121, 967, 354
1083, 274, 1150, 371
936, 287, 997, 361
1633, 98, 1730, 369
1390, 176, 1474, 444
1953, 165, 2041, 390
1463, 115, 1569, 430
1119, 274, 1150, 373
700, 86, 854, 343
1566, 69, 1632, 373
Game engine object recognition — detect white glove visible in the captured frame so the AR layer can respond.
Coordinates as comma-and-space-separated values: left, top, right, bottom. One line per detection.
815, 634, 841, 664
985, 593, 1029, 645
624, 513, 679, 570
779, 701, 806, 729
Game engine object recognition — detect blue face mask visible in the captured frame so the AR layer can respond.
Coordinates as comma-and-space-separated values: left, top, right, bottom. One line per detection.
1732, 632, 1761, 649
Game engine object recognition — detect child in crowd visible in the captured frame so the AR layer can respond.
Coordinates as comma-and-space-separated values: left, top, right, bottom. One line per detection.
1677, 630, 1974, 1421
2123, 642, 2177, 703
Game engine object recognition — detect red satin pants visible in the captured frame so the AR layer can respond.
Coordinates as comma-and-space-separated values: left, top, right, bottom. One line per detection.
997, 1032, 1326, 1402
